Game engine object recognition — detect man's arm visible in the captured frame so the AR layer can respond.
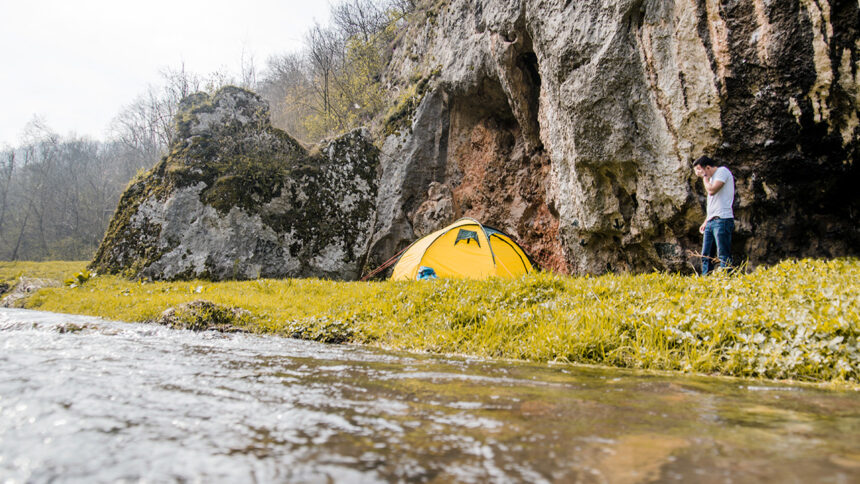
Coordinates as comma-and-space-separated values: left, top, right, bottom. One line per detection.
702, 176, 725, 195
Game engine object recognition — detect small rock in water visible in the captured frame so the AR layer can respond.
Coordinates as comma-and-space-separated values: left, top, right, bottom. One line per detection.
55, 323, 94, 334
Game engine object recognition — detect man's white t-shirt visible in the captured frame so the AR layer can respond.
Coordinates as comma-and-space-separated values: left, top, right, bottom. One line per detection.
706, 166, 734, 220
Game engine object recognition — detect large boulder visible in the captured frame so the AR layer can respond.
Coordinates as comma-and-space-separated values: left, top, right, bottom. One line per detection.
91, 87, 379, 280
368, 0, 858, 274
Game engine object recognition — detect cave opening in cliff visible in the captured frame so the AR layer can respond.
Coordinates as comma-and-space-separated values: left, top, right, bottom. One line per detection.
518, 52, 541, 90
433, 72, 564, 272
516, 49, 543, 152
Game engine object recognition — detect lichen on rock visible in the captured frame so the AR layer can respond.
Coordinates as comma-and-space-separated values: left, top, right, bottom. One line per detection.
91, 87, 380, 281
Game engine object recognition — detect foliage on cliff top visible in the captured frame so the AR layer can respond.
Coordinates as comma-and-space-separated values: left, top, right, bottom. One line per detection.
259, 2, 413, 143
16, 258, 860, 385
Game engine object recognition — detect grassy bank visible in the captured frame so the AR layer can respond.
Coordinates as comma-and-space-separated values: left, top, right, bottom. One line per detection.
0, 261, 87, 283
4, 259, 859, 384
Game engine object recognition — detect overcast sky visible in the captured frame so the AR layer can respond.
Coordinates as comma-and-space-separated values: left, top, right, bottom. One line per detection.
0, 0, 332, 147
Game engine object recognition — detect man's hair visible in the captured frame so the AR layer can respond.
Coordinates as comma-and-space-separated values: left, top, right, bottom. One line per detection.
693, 156, 716, 168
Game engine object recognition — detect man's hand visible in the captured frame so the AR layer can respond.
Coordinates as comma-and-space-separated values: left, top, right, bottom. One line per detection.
699, 221, 707, 234
703, 176, 725, 195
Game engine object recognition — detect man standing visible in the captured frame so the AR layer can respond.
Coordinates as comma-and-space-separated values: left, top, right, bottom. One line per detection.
693, 156, 735, 275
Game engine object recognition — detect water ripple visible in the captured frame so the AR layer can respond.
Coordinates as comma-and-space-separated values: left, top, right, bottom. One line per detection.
1, 308, 858, 483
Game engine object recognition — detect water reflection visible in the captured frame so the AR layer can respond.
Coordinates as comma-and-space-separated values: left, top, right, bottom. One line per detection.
1, 308, 858, 482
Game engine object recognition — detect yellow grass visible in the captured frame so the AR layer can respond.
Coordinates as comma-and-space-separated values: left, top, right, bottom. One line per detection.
5, 259, 859, 383
0, 261, 87, 282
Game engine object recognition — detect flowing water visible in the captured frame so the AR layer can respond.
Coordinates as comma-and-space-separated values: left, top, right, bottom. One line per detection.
1, 308, 858, 483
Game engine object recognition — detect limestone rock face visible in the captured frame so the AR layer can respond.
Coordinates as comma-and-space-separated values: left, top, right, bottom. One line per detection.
91, 87, 379, 280
371, 0, 858, 273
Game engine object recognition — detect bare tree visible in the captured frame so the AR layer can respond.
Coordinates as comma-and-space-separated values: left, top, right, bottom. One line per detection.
259, 53, 309, 104
258, 53, 316, 141
0, 60, 255, 261
240, 48, 257, 89
387, 0, 417, 16
305, 22, 348, 135
253, 0, 414, 141
0, 149, 14, 235
110, 62, 206, 160
0, 123, 141, 260
331, 0, 390, 42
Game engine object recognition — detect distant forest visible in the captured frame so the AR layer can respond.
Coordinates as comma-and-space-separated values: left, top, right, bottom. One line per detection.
0, 0, 416, 261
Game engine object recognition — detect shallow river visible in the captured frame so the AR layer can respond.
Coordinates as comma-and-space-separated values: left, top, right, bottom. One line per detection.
1, 308, 858, 483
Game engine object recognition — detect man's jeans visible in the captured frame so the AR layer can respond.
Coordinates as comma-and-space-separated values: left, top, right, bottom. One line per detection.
702, 217, 734, 275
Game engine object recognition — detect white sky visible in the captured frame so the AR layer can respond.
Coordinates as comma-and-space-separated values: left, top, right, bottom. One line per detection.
0, 0, 332, 147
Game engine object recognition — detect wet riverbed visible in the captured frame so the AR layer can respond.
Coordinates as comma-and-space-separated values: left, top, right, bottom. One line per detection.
1, 308, 858, 482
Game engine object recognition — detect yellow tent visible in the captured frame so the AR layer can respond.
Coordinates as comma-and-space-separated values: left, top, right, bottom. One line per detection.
390, 218, 536, 280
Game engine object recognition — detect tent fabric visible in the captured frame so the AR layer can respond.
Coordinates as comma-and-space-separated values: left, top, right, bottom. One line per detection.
390, 218, 535, 280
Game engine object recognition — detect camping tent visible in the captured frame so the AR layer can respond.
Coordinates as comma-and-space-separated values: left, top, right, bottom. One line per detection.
390, 218, 536, 280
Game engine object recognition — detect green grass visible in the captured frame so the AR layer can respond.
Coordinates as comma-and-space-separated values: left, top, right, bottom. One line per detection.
7, 259, 860, 384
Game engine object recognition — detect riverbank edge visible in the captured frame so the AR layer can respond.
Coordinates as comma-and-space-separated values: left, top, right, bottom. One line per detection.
2, 259, 858, 386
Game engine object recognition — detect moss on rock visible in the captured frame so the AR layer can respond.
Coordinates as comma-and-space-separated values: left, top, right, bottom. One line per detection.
382, 69, 440, 137
153, 299, 251, 332
90, 162, 175, 277
162, 86, 307, 215
91, 87, 380, 281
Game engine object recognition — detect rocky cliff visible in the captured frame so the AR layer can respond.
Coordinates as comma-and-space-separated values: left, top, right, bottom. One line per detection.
91, 87, 379, 280
369, 0, 858, 274
95, 1, 857, 280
